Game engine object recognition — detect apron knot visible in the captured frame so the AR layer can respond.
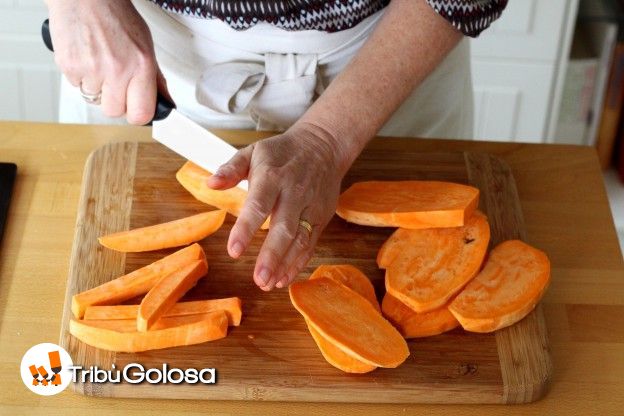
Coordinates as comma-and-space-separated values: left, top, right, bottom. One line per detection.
196, 53, 322, 131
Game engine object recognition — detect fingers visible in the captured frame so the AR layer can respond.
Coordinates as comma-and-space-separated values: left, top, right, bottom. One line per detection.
61, 52, 158, 123
125, 63, 157, 125
276, 249, 314, 289
101, 79, 128, 117
254, 195, 304, 291
227, 171, 280, 261
274, 210, 319, 289
79, 77, 103, 97
215, 133, 340, 292
207, 145, 253, 190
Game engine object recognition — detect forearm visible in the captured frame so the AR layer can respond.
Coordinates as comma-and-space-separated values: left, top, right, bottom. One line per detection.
297, 0, 463, 173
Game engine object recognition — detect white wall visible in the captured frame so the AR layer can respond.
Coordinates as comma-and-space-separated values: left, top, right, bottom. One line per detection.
0, 0, 60, 122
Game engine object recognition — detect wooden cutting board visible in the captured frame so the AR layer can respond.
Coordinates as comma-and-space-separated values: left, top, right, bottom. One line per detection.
59, 142, 552, 404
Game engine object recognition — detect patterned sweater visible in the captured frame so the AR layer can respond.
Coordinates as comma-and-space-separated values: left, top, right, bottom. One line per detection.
149, 0, 508, 37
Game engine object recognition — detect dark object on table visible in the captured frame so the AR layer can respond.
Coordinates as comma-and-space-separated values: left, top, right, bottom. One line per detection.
0, 163, 17, 245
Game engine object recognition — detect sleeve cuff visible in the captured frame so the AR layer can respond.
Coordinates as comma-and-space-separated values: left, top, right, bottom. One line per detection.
426, 0, 509, 37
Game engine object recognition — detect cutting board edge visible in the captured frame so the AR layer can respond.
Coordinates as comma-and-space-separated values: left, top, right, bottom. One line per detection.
495, 304, 553, 404
59, 141, 139, 396
68, 377, 506, 404
464, 152, 553, 404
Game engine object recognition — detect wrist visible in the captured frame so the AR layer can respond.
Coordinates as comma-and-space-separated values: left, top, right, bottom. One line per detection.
290, 120, 365, 178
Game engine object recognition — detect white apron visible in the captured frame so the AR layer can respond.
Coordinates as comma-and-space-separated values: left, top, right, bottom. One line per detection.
59, 0, 474, 139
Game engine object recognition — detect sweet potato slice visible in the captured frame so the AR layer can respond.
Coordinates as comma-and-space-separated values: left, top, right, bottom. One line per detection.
306, 265, 378, 373
82, 312, 224, 332
381, 294, 460, 338
71, 243, 205, 319
290, 277, 409, 368
380, 211, 490, 313
176, 161, 269, 229
306, 324, 376, 373
336, 180, 479, 229
98, 210, 226, 252
309, 265, 380, 312
449, 240, 551, 333
84, 297, 242, 326
69, 311, 227, 352
137, 259, 208, 331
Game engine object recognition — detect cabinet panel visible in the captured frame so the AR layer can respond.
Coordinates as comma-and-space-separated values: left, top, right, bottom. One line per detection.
0, 65, 60, 121
474, 87, 520, 141
0, 8, 48, 35
471, 0, 570, 62
0, 67, 21, 120
472, 60, 555, 142
0, 1, 60, 122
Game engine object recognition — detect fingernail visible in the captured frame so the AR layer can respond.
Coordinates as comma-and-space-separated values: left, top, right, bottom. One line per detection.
214, 166, 228, 177
206, 177, 218, 188
257, 267, 271, 286
230, 241, 243, 257
260, 279, 274, 291
277, 275, 289, 289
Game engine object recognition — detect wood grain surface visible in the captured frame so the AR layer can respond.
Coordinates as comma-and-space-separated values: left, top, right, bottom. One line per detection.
59, 142, 551, 403
2, 122, 622, 416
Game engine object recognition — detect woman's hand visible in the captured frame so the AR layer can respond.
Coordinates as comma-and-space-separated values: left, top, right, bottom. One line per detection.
46, 0, 167, 124
207, 123, 354, 291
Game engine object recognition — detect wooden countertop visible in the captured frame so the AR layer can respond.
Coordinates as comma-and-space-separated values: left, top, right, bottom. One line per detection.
0, 121, 622, 415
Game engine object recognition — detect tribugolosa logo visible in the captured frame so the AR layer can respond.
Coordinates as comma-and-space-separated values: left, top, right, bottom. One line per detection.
20, 343, 73, 395
20, 342, 218, 394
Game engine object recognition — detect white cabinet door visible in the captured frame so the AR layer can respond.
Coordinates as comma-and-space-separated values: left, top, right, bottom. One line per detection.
470, 0, 578, 142
472, 60, 555, 142
471, 0, 570, 62
0, 1, 60, 122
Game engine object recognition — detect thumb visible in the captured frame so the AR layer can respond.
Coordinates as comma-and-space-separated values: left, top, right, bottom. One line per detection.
207, 144, 254, 190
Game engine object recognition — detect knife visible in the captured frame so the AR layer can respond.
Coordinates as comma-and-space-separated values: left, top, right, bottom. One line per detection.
41, 19, 247, 190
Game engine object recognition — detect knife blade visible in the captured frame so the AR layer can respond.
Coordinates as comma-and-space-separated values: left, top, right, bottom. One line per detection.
151, 99, 248, 191
41, 19, 248, 191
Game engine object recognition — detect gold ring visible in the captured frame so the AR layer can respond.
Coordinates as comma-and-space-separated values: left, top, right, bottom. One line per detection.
79, 85, 102, 105
298, 219, 312, 235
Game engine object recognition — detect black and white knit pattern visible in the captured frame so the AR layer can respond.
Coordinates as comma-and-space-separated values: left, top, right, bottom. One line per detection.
148, 0, 507, 37
426, 0, 508, 37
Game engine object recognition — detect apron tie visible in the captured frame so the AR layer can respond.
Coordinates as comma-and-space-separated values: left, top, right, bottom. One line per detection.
196, 53, 322, 131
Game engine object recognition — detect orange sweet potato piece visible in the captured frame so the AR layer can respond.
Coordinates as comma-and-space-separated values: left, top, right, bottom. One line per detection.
137, 259, 208, 331
380, 211, 490, 313
449, 240, 551, 333
98, 210, 226, 252
307, 264, 379, 373
83, 297, 242, 326
71, 243, 205, 319
309, 264, 380, 312
69, 310, 227, 352
381, 293, 459, 338
336, 180, 479, 229
307, 324, 376, 373
290, 277, 409, 368
176, 161, 269, 229
82, 312, 225, 332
